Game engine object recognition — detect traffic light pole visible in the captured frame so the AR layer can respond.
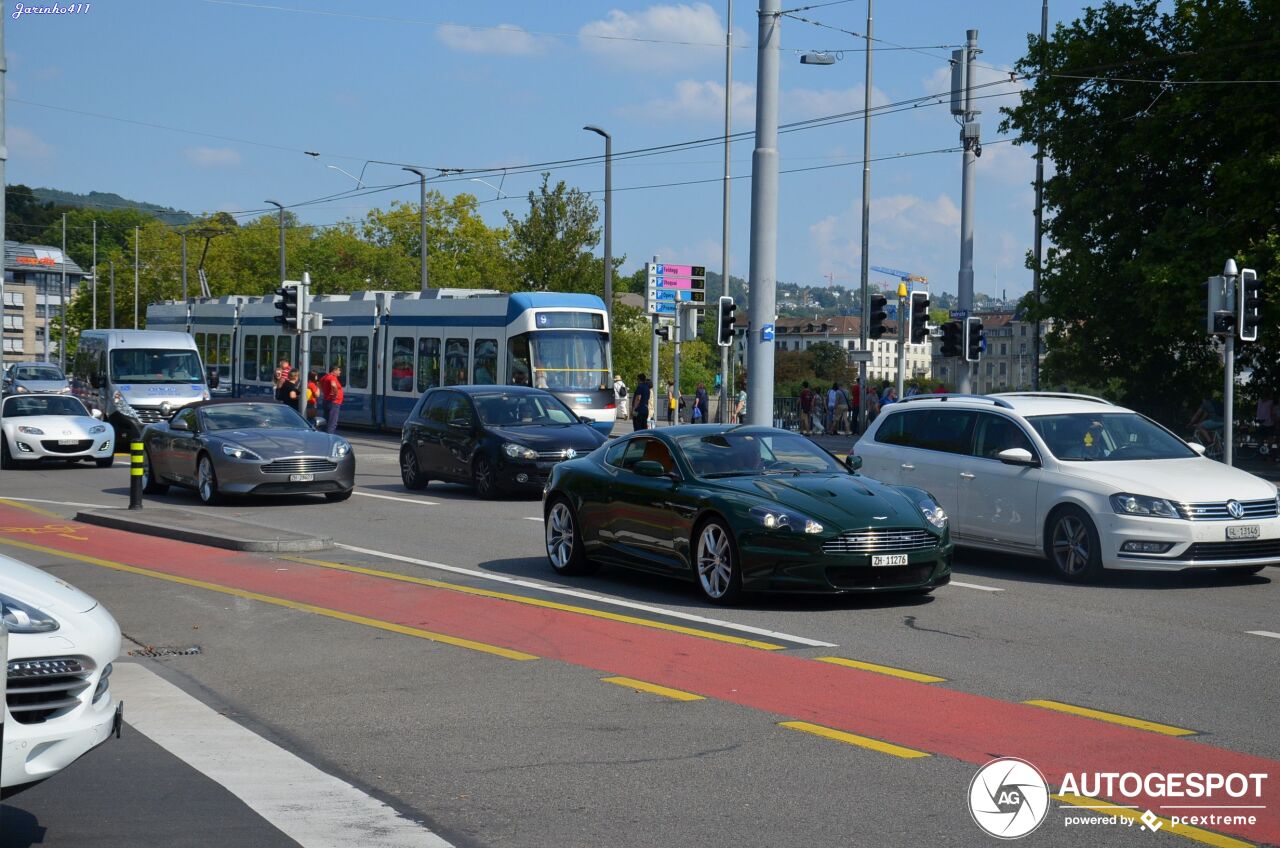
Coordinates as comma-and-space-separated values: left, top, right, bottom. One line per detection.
673, 307, 682, 420
297, 274, 311, 421
955, 28, 979, 395
1223, 259, 1237, 467
894, 284, 907, 399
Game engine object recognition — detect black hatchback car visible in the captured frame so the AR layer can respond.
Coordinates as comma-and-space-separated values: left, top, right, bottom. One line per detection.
400, 386, 608, 498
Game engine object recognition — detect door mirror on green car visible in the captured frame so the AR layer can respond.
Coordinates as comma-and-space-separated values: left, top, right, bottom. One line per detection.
633, 460, 667, 478
845, 454, 863, 472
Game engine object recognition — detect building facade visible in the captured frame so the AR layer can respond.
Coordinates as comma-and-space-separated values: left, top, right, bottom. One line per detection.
2, 240, 88, 365
771, 315, 933, 384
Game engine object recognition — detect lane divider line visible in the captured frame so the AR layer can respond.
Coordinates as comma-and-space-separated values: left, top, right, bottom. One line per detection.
778, 720, 931, 759
815, 656, 946, 683
1246, 630, 1280, 640
333, 542, 838, 649
1024, 699, 1197, 737
353, 491, 440, 506
0, 536, 537, 662
0, 496, 117, 510
523, 517, 542, 522
948, 580, 1004, 592
1054, 794, 1255, 848
282, 555, 785, 651
0, 498, 67, 519
601, 676, 705, 702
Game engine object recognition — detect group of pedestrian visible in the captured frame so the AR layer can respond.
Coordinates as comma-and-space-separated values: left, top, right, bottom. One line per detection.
271, 357, 344, 434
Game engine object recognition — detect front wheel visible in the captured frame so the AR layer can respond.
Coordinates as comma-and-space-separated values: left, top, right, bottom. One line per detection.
197, 454, 223, 505
400, 447, 429, 490
0, 439, 17, 470
95, 454, 115, 468
544, 498, 596, 575
694, 518, 743, 605
1046, 507, 1103, 582
473, 455, 498, 499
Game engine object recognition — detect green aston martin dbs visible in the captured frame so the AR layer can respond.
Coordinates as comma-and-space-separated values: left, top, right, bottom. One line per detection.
542, 425, 953, 604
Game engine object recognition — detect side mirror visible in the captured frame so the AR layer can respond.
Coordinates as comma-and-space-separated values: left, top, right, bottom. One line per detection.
91, 408, 104, 420
206, 367, 220, 389
633, 460, 667, 478
578, 415, 593, 425
449, 417, 473, 430
996, 447, 1039, 467
845, 454, 863, 472
313, 417, 327, 431
1187, 441, 1208, 456
170, 417, 191, 432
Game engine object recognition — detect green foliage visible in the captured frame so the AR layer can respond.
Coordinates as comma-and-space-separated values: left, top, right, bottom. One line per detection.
608, 302, 718, 394
504, 173, 605, 294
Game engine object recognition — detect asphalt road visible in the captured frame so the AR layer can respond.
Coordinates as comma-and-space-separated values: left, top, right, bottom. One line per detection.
0, 432, 1276, 848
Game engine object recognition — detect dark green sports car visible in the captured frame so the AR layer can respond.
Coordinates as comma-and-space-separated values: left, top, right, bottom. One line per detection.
542, 425, 953, 604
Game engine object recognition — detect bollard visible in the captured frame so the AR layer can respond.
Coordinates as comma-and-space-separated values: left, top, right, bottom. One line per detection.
129, 441, 144, 510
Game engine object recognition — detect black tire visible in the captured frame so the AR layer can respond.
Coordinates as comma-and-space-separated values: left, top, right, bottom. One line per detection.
1045, 506, 1103, 582
473, 455, 498, 499
196, 453, 223, 505
544, 497, 596, 575
141, 449, 169, 495
400, 447, 429, 490
1, 439, 18, 470
325, 489, 353, 502
693, 517, 744, 604
95, 454, 115, 468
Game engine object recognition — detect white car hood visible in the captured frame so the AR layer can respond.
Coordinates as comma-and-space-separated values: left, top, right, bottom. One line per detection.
2, 414, 101, 438
0, 552, 98, 615
1057, 457, 1280, 503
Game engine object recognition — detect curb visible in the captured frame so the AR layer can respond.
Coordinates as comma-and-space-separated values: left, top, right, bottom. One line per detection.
75, 508, 333, 553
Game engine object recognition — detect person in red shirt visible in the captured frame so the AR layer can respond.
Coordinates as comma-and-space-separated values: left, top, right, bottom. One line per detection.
319, 365, 344, 434
306, 371, 320, 419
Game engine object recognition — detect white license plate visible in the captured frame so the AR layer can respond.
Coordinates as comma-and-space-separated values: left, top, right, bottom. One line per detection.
58, 438, 79, 445
1227, 524, 1259, 540
289, 473, 315, 482
871, 554, 909, 567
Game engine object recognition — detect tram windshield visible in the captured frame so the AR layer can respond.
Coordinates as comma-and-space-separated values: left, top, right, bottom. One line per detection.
523, 332, 609, 392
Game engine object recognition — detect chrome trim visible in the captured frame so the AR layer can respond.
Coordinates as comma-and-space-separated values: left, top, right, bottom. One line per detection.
260, 457, 338, 474
823, 528, 937, 555
1174, 498, 1278, 521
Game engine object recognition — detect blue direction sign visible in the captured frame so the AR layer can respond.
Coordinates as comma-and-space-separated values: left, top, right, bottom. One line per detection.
762, 323, 775, 342
949, 309, 969, 319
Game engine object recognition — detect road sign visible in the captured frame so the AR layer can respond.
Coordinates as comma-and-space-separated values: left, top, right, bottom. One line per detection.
949, 309, 969, 319
762, 323, 775, 342
646, 261, 706, 323
847, 350, 873, 363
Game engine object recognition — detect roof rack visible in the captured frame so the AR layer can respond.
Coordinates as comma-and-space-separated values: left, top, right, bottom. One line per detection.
895, 393, 1014, 409
991, 392, 1114, 406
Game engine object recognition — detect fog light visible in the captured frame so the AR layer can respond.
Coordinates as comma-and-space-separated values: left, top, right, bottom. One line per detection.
94, 662, 113, 702
1121, 540, 1175, 554
516, 473, 529, 483
17, 441, 34, 453
98, 441, 112, 452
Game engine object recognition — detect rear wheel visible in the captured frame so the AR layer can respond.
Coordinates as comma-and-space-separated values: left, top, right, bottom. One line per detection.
694, 518, 743, 605
545, 498, 596, 575
400, 447, 429, 490
141, 449, 169, 495
197, 454, 223, 505
473, 455, 498, 499
1046, 507, 1103, 582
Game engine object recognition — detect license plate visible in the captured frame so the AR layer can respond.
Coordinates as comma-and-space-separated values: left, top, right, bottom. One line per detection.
1227, 524, 1259, 540
58, 438, 79, 445
289, 473, 314, 482
871, 554, 909, 567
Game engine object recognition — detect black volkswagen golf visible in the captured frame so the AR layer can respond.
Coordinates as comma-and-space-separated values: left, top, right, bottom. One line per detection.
400, 385, 609, 498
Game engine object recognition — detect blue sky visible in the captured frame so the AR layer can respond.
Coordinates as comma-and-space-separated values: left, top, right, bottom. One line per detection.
7, 0, 1092, 300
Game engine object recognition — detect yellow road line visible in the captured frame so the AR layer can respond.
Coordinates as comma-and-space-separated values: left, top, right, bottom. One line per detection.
283, 555, 785, 651
0, 537, 536, 662
0, 498, 66, 519
1054, 795, 1255, 848
601, 676, 705, 702
1023, 699, 1196, 737
778, 721, 931, 759
815, 656, 946, 683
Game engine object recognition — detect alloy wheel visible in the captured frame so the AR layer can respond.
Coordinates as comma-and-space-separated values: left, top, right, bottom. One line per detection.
696, 523, 734, 600
546, 502, 575, 571
1051, 514, 1091, 576
474, 457, 495, 498
198, 456, 219, 504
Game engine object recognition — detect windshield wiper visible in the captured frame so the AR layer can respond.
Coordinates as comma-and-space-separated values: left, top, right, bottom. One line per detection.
702, 470, 756, 478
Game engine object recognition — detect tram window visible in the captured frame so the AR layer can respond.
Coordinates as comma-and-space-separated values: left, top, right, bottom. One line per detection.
330, 336, 347, 385
195, 333, 206, 360
278, 336, 293, 370
258, 336, 274, 382
309, 335, 327, 375
445, 338, 469, 386
474, 338, 497, 385
507, 335, 532, 386
417, 338, 440, 393
243, 335, 258, 381
350, 336, 370, 389
217, 334, 231, 380
390, 336, 414, 392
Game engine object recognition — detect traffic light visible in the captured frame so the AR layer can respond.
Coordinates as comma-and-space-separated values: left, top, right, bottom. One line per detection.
965, 316, 983, 363
655, 325, 671, 341
909, 292, 930, 344
940, 321, 963, 358
868, 294, 888, 339
275, 282, 300, 331
1238, 268, 1260, 342
717, 296, 736, 347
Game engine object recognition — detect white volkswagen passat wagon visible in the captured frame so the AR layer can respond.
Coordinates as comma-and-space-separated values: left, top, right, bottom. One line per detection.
854, 393, 1280, 581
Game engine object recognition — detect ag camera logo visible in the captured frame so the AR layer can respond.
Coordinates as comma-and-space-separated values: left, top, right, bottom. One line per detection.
968, 757, 1050, 839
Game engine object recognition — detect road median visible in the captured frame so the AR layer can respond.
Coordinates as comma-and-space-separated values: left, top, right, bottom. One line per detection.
75, 507, 332, 553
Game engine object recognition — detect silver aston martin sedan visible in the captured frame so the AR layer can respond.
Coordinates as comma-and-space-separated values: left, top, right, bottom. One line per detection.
140, 400, 355, 504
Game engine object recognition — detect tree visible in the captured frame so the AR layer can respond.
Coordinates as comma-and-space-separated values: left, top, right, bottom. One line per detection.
504, 173, 604, 294
1001, 0, 1280, 423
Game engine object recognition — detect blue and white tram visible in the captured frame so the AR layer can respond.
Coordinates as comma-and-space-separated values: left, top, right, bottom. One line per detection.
148, 290, 616, 434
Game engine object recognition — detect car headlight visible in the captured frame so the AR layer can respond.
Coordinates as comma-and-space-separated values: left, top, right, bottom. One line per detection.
89, 424, 107, 434
503, 442, 538, 461
917, 497, 948, 530
0, 593, 60, 633
113, 390, 138, 416
749, 505, 823, 534
59, 386, 72, 393
331, 439, 351, 459
15, 385, 28, 393
17, 425, 45, 435
201, 389, 211, 401
1109, 493, 1180, 519
222, 443, 261, 461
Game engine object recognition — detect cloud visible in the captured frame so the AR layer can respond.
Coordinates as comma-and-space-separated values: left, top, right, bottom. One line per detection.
435, 23, 553, 56
634, 78, 756, 124
9, 126, 53, 160
809, 193, 962, 282
184, 146, 241, 168
580, 3, 730, 71
783, 84, 890, 121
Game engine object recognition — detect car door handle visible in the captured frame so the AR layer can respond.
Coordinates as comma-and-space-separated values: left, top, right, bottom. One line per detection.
900, 463, 914, 471
960, 472, 976, 480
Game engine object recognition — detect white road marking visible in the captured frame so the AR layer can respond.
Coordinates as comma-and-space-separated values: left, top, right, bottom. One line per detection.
354, 491, 440, 506
523, 516, 542, 522
115, 662, 452, 848
0, 495, 115, 510
1247, 630, 1280, 640
335, 542, 838, 648
948, 580, 1004, 592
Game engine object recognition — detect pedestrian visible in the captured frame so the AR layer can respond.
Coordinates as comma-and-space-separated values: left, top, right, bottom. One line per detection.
631, 373, 651, 431
882, 386, 898, 406
834, 383, 850, 435
275, 367, 299, 406
905, 383, 919, 398
865, 387, 881, 423
666, 380, 677, 426
814, 386, 828, 435
613, 374, 629, 420
735, 381, 747, 424
319, 365, 344, 434
693, 382, 709, 423
272, 357, 291, 395
799, 381, 814, 435
826, 383, 841, 435
306, 371, 320, 420
850, 380, 862, 434
934, 383, 947, 394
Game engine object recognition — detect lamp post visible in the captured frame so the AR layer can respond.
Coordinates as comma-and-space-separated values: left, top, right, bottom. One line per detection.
264, 200, 286, 287
469, 178, 505, 199
401, 168, 429, 293
583, 125, 613, 319
327, 165, 364, 189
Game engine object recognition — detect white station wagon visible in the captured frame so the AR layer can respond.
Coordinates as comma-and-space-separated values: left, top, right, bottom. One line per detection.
854, 393, 1280, 581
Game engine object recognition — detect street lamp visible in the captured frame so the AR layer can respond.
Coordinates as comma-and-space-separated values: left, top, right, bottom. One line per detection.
264, 199, 286, 286
469, 177, 506, 199
402, 168, 429, 293
326, 165, 364, 189
583, 125, 613, 318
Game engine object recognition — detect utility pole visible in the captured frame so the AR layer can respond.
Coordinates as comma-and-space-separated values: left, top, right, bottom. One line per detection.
91, 220, 97, 329
133, 225, 140, 329
650, 256, 661, 429
673, 306, 682, 420
401, 168, 430, 293
297, 273, 312, 420
181, 230, 188, 302
720, 0, 734, 422
60, 212, 67, 370
1031, 1, 1047, 390
109, 262, 115, 329
746, 0, 780, 426
583, 127, 613, 321
894, 282, 907, 399
856, 0, 873, 435
954, 28, 980, 394
1223, 258, 1237, 467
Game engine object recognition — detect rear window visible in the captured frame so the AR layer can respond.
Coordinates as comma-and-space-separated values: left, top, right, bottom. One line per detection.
874, 408, 975, 454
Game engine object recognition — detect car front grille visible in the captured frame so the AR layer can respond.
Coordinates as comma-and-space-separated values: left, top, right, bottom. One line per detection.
826, 564, 936, 589
1176, 498, 1279, 521
535, 450, 581, 461
7, 656, 95, 724
1182, 539, 1280, 562
260, 457, 337, 474
823, 528, 938, 555
133, 406, 171, 423
40, 439, 93, 454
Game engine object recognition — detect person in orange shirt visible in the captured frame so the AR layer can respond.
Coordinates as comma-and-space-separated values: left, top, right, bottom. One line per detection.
306, 371, 320, 419
319, 365, 344, 434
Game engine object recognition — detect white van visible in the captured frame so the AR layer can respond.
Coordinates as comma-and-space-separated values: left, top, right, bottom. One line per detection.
72, 330, 210, 442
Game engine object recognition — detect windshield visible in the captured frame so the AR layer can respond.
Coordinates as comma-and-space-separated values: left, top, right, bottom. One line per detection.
1028, 412, 1197, 461
677, 431, 846, 478
3, 396, 89, 417
201, 403, 308, 431
474, 392, 578, 426
110, 349, 205, 385
12, 365, 64, 381
529, 332, 609, 392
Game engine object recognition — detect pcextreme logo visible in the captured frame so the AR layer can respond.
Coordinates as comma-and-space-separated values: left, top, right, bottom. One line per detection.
968, 758, 1051, 839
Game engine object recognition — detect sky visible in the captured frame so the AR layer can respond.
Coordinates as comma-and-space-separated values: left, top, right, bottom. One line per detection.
6, 0, 1095, 301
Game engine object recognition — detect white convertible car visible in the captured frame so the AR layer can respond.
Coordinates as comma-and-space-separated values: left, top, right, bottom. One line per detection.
1, 394, 116, 469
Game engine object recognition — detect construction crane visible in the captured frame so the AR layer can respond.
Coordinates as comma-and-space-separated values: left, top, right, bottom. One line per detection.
870, 265, 928, 285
